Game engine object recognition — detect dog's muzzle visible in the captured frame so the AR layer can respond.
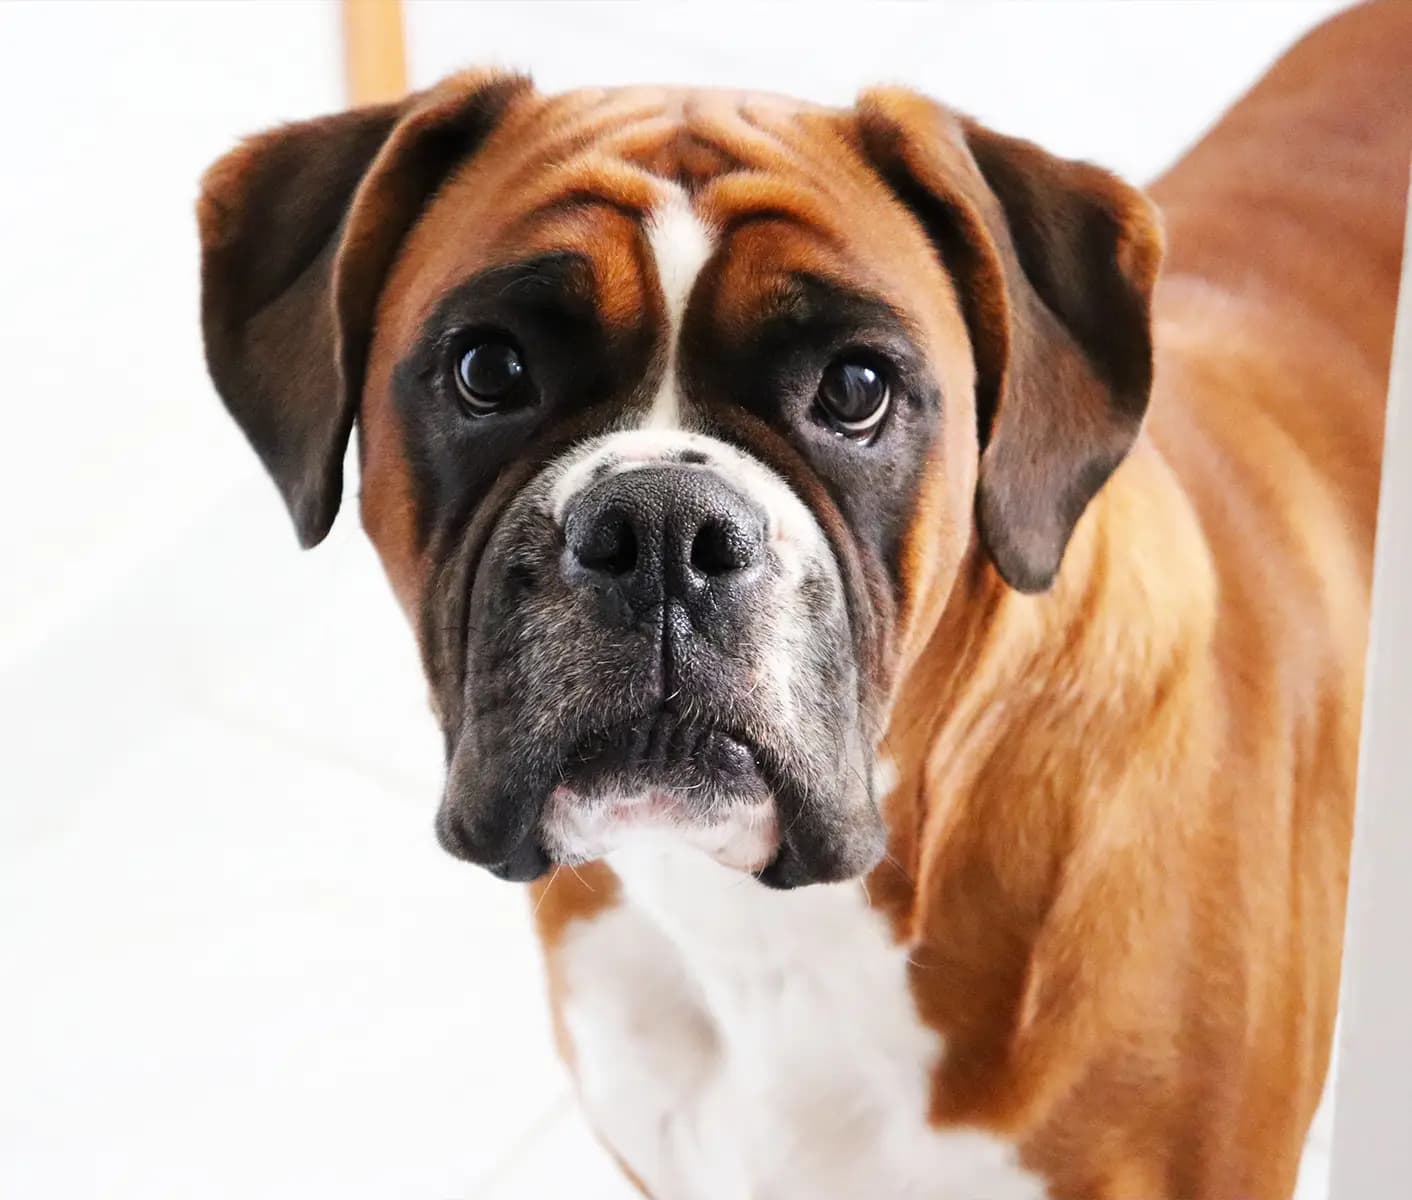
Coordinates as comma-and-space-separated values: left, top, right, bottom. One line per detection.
435, 433, 885, 888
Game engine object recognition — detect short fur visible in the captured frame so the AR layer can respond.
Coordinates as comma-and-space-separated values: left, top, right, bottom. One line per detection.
198, 4, 1410, 1195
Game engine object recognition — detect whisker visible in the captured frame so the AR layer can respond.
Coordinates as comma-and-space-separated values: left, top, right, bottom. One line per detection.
881, 850, 914, 885
531, 865, 562, 918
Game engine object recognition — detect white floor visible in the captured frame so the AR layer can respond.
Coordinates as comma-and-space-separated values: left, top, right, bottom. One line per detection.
0, 3, 1348, 1197
0, 475, 637, 1199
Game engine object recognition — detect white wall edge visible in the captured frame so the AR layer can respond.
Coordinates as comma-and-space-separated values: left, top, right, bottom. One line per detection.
1329, 170, 1412, 1191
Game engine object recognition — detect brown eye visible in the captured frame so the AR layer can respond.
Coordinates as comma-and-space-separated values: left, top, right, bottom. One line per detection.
817, 358, 890, 438
455, 340, 525, 414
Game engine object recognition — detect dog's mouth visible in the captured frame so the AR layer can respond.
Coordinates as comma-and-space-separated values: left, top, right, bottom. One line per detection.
436, 659, 889, 887
536, 714, 781, 873
439, 717, 884, 892
437, 707, 785, 881
557, 715, 770, 806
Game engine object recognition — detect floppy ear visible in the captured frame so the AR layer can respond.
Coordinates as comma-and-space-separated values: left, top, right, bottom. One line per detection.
854, 90, 1163, 593
197, 72, 532, 547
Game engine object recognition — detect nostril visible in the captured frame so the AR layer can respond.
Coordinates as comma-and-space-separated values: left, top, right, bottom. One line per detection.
564, 467, 765, 601
575, 513, 638, 577
690, 517, 756, 577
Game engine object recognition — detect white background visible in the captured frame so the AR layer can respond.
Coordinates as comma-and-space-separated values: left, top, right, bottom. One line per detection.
0, 3, 1371, 1198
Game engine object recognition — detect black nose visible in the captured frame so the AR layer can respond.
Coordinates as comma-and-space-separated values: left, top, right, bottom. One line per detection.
563, 465, 767, 624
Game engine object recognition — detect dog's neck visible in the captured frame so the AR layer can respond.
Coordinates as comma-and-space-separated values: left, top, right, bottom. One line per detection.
870, 424, 1217, 1038
862, 427, 1222, 1122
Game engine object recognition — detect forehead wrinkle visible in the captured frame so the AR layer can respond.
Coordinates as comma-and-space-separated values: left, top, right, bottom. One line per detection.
482, 97, 682, 205
594, 213, 655, 333
680, 96, 815, 175
697, 172, 850, 248
704, 103, 922, 262
737, 105, 878, 210
698, 213, 940, 374
488, 90, 848, 234
481, 202, 652, 335
596, 113, 687, 160
502, 155, 660, 234
528, 93, 673, 149
499, 158, 663, 335
517, 85, 618, 131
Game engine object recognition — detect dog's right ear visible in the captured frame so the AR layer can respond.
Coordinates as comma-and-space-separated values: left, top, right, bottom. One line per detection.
197, 72, 532, 547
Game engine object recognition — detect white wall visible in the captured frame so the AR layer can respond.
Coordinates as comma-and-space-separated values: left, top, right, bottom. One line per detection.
0, 0, 343, 666
406, 0, 1346, 180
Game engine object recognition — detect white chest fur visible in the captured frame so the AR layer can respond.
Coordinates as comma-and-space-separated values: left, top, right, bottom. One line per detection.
556, 836, 1048, 1200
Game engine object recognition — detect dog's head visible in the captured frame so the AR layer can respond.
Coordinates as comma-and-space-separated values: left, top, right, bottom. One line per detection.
199, 75, 1160, 888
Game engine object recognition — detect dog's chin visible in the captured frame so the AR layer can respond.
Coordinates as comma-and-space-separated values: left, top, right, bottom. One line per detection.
535, 720, 772, 864
437, 717, 769, 878
539, 784, 781, 874
541, 719, 783, 877
437, 714, 886, 889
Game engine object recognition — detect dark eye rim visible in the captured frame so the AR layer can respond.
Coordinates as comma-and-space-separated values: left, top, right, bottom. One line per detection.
815, 353, 894, 441
449, 330, 531, 416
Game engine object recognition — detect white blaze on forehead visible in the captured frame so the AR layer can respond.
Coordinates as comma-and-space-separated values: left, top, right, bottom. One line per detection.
541, 190, 825, 591
642, 189, 715, 430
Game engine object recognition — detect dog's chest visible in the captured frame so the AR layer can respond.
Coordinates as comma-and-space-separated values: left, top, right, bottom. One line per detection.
556, 839, 1046, 1199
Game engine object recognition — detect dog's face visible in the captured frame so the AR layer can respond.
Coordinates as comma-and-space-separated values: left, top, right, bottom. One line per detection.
200, 75, 1160, 887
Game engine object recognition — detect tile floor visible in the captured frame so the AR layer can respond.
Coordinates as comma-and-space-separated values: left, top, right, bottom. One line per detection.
1, 3, 1347, 1196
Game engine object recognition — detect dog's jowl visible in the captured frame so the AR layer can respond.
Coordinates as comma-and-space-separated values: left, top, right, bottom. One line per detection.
198, 5, 1411, 1196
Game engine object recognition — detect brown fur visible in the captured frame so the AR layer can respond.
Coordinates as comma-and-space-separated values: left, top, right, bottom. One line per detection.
197, 3, 1410, 1194
523, 7, 1407, 1193
872, 5, 1407, 1193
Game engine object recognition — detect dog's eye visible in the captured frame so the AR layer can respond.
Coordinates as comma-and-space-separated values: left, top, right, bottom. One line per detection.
455, 340, 526, 414
816, 358, 890, 439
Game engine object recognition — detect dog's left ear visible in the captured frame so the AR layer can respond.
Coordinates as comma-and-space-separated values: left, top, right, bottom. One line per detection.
198, 71, 532, 547
853, 89, 1163, 593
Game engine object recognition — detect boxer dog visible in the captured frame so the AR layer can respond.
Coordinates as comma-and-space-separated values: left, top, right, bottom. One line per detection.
198, 3, 1409, 1195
